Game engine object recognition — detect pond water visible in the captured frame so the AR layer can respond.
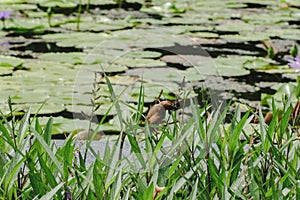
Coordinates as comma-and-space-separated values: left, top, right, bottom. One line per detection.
0, 0, 299, 136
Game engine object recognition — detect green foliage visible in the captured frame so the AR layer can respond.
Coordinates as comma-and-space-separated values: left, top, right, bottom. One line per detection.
290, 44, 298, 58
0, 87, 299, 199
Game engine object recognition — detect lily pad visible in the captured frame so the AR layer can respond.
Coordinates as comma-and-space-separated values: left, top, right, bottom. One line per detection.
160, 55, 209, 67
0, 55, 23, 67
100, 75, 139, 85
194, 56, 254, 76
33, 116, 97, 135
220, 32, 270, 42
261, 82, 298, 108
124, 50, 161, 58
76, 64, 128, 73
125, 67, 187, 83
39, 52, 87, 64
243, 58, 277, 70
42, 32, 111, 48
39, 1, 77, 8
188, 32, 219, 39
104, 28, 194, 48
115, 57, 166, 68
62, 21, 128, 32
3, 18, 46, 31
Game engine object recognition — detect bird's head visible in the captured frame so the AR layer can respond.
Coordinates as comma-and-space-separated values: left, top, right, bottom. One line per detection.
159, 100, 178, 111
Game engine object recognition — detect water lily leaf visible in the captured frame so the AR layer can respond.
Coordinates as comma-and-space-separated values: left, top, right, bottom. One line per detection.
115, 57, 166, 68
0, 90, 18, 104
39, 52, 87, 64
85, 49, 161, 63
216, 21, 255, 32
100, 75, 139, 85
4, 18, 45, 31
166, 17, 207, 26
18, 61, 77, 84
32, 116, 97, 135
160, 55, 209, 67
285, 0, 300, 6
128, 82, 182, 103
194, 56, 253, 76
165, 25, 214, 34
262, 82, 298, 108
0, 55, 23, 67
221, 32, 270, 42
141, 2, 186, 15
31, 103, 66, 114
104, 28, 194, 48
126, 67, 186, 83
188, 32, 219, 39
73, 83, 127, 98
0, 101, 64, 115
243, 58, 276, 70
129, 18, 169, 26
282, 73, 297, 80
62, 21, 127, 32
39, 1, 77, 8
124, 51, 161, 58
42, 32, 111, 48
95, 102, 145, 116
9, 89, 51, 104
242, 11, 296, 25
76, 64, 127, 73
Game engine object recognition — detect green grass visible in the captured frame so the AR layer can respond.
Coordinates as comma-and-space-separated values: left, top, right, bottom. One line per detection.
0, 80, 299, 199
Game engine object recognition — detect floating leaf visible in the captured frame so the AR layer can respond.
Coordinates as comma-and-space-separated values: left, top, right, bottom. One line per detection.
243, 58, 276, 70
115, 57, 166, 68
100, 75, 139, 85
42, 32, 111, 48
39, 52, 87, 64
160, 55, 209, 67
0, 55, 23, 67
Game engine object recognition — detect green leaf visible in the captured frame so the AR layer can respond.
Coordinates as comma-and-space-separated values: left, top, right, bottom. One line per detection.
127, 133, 146, 168
190, 178, 199, 200
143, 183, 154, 200
17, 107, 31, 147
104, 72, 124, 130
39, 182, 65, 200
167, 154, 183, 179
43, 117, 53, 145
27, 155, 47, 196
32, 129, 63, 174
228, 110, 251, 154
38, 156, 58, 188
0, 55, 23, 67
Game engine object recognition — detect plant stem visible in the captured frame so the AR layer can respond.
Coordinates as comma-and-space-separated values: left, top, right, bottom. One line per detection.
86, 0, 91, 11
77, 0, 82, 30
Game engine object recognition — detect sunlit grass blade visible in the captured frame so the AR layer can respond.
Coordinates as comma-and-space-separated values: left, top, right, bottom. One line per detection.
17, 107, 30, 147
135, 82, 144, 124
190, 177, 198, 200
279, 105, 292, 142
103, 71, 123, 130
31, 128, 63, 174
127, 133, 146, 168
142, 183, 154, 200
38, 155, 59, 190
43, 117, 53, 145
39, 182, 64, 200
111, 171, 122, 200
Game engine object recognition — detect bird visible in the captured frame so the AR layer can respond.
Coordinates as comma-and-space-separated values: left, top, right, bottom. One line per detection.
146, 100, 177, 125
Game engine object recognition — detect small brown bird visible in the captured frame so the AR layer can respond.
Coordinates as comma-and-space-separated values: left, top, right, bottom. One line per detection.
146, 100, 176, 125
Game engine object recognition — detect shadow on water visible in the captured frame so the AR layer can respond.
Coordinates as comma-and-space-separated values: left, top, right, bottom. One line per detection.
10, 42, 83, 53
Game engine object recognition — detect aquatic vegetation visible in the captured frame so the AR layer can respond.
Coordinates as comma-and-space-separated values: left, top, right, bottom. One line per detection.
0, 1, 299, 198
288, 56, 300, 74
0, 10, 11, 28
